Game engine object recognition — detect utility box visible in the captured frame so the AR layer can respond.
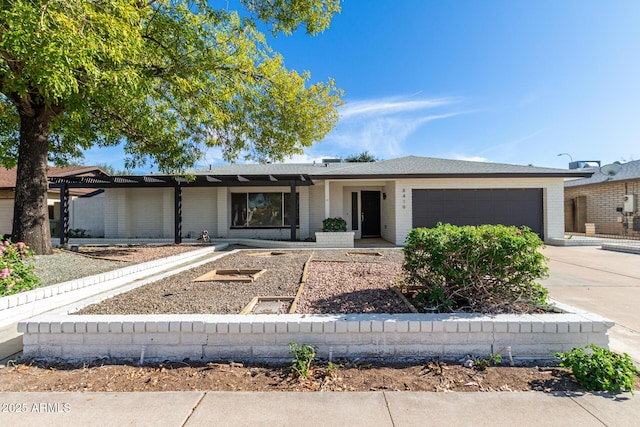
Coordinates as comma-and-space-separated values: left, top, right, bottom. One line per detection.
623, 194, 635, 213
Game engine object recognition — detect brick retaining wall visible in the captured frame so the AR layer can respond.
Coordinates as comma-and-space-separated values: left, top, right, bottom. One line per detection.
19, 303, 613, 362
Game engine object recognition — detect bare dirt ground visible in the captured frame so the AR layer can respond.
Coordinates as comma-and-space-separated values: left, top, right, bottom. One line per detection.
0, 359, 590, 393
74, 245, 202, 263
4, 245, 636, 393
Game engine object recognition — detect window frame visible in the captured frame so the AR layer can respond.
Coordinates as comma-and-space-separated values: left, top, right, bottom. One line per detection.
230, 191, 300, 229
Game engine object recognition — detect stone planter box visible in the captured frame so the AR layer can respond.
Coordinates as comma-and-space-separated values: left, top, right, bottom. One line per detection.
315, 231, 355, 248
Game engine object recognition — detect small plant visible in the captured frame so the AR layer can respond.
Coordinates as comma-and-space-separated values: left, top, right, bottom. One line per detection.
473, 353, 502, 371
68, 228, 88, 238
327, 361, 340, 378
555, 344, 639, 393
0, 240, 42, 297
289, 342, 317, 378
322, 217, 347, 232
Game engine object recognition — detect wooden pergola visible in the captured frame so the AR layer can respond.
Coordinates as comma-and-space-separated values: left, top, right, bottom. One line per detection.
49, 174, 312, 246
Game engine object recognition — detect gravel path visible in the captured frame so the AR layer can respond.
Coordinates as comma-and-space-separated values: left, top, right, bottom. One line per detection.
74, 248, 409, 315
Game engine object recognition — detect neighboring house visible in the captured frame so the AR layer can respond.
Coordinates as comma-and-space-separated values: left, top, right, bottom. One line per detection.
50, 156, 590, 245
564, 160, 640, 236
0, 166, 108, 237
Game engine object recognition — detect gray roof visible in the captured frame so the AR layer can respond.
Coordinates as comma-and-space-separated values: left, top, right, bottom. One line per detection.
564, 160, 640, 187
189, 156, 592, 179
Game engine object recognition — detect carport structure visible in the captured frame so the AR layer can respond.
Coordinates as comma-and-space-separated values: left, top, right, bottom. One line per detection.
49, 173, 311, 245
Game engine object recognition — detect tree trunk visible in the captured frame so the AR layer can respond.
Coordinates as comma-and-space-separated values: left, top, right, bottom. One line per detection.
11, 110, 55, 255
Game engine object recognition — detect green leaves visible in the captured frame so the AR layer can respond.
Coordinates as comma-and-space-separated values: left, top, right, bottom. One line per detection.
289, 342, 317, 378
0, 0, 343, 171
403, 224, 549, 313
0, 240, 42, 297
243, 0, 341, 35
556, 344, 639, 393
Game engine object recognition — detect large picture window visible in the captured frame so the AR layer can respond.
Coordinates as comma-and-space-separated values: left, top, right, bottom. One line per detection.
231, 192, 299, 228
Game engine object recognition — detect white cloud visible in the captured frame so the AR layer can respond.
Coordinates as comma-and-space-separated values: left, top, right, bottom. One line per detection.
281, 153, 327, 164
339, 97, 459, 119
453, 155, 490, 162
314, 95, 464, 160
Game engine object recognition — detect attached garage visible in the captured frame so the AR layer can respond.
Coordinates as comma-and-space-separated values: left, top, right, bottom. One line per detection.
412, 188, 544, 237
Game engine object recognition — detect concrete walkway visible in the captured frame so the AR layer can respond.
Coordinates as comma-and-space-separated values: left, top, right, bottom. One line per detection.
541, 245, 640, 364
1, 391, 638, 426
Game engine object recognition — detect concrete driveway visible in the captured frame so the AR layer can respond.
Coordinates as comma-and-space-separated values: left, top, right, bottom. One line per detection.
541, 245, 640, 364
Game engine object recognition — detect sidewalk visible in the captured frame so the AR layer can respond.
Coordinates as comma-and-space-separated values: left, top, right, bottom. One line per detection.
1, 391, 638, 426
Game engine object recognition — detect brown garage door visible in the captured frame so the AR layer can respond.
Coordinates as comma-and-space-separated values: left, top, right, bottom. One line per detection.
412, 189, 544, 237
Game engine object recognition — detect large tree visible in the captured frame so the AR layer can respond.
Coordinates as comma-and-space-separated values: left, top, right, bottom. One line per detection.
0, 0, 343, 254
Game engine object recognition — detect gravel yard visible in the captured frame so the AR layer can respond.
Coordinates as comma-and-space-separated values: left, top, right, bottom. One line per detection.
33, 245, 203, 286
74, 248, 409, 315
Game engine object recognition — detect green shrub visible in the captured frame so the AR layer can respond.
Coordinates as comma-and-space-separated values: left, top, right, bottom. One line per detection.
403, 223, 549, 313
556, 344, 639, 393
289, 342, 317, 378
0, 240, 42, 297
322, 217, 347, 232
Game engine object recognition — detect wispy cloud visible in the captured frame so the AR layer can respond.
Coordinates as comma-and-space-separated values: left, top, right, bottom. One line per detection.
340, 97, 459, 119
312, 95, 464, 160
478, 129, 546, 158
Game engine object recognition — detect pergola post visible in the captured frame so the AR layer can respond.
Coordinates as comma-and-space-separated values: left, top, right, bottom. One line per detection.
289, 181, 297, 241
174, 184, 182, 244
59, 184, 69, 247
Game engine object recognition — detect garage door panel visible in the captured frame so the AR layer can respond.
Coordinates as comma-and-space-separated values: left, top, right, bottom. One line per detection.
412, 189, 543, 237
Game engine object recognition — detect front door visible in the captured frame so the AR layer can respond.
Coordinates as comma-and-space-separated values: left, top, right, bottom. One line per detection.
361, 191, 381, 237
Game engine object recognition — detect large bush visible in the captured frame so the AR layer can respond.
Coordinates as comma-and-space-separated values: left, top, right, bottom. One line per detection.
403, 224, 549, 313
0, 240, 42, 297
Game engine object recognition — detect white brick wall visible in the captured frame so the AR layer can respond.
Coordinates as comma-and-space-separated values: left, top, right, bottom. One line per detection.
101, 177, 567, 244
182, 188, 218, 238
315, 232, 355, 248
70, 192, 105, 237
19, 310, 614, 362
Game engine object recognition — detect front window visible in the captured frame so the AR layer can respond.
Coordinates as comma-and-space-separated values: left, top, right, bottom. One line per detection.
231, 192, 299, 228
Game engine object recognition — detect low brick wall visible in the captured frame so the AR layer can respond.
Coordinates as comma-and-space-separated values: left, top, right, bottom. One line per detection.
315, 232, 355, 248
19, 304, 613, 362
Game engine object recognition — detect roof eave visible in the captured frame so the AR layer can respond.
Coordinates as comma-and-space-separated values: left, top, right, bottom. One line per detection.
309, 172, 594, 180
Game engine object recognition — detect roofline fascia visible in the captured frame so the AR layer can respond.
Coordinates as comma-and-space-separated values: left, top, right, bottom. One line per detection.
308, 172, 594, 180
565, 176, 640, 188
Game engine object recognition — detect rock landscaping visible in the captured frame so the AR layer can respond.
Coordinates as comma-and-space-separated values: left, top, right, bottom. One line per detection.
3, 244, 629, 393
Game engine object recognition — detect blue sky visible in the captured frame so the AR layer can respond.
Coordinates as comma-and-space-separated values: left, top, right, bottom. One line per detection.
83, 0, 640, 172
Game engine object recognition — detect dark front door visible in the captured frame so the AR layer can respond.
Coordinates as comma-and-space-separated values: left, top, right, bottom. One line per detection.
361, 191, 381, 237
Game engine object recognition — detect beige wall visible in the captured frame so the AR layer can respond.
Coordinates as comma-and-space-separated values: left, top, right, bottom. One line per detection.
565, 180, 640, 235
